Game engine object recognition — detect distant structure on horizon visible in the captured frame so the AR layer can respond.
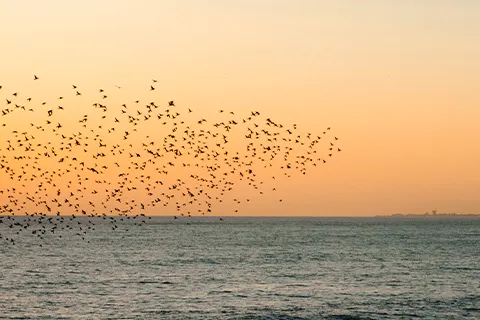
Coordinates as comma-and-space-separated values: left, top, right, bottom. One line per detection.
386, 210, 479, 218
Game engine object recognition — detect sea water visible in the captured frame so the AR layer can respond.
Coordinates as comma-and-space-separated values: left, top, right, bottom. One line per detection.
0, 217, 479, 319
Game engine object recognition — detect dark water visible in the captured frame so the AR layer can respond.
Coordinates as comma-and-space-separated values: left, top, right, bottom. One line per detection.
1, 217, 479, 320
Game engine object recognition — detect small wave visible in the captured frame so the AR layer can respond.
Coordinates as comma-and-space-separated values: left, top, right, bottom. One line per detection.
326, 315, 375, 320
234, 314, 311, 320
272, 293, 311, 299
137, 280, 174, 284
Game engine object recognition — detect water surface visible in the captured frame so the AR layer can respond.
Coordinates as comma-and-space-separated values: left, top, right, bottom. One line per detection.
1, 217, 479, 319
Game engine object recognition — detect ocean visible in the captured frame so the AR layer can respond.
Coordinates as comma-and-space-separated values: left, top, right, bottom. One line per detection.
0, 217, 479, 319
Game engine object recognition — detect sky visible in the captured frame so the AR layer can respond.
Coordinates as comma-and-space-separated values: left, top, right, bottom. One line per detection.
0, 0, 479, 216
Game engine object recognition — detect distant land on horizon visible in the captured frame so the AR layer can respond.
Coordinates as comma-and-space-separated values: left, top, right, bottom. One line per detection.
381, 211, 480, 218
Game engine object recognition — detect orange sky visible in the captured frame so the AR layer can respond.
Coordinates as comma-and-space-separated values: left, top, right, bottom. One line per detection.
1, 1, 479, 216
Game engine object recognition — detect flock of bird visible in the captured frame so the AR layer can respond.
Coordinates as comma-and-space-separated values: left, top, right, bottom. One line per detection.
0, 75, 342, 245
